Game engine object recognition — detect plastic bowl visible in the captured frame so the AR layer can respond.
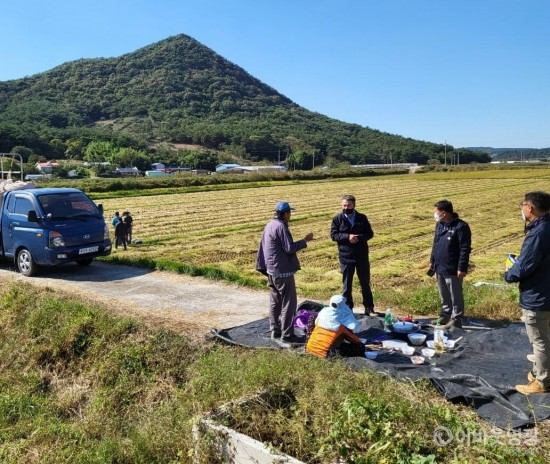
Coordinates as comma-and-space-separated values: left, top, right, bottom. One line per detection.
421, 348, 435, 358
411, 356, 425, 365
401, 345, 415, 356
407, 333, 427, 346
365, 351, 378, 360
427, 337, 448, 349
444, 339, 456, 349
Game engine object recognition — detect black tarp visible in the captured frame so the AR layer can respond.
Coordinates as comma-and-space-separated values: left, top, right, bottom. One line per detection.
212, 314, 550, 429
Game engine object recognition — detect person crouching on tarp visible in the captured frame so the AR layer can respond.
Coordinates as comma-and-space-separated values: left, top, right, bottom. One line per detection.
306, 295, 365, 358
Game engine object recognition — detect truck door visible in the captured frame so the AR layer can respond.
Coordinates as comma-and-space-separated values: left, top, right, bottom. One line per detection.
1, 194, 43, 259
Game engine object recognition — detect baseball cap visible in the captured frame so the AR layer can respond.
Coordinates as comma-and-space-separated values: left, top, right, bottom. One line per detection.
275, 201, 295, 213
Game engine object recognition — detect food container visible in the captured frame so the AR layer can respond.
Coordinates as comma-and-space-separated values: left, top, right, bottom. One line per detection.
411, 356, 425, 365
381, 339, 409, 351
365, 351, 378, 360
401, 345, 415, 356
433, 324, 446, 352
391, 321, 420, 334
421, 348, 435, 358
407, 333, 427, 346
444, 339, 456, 349
426, 338, 448, 349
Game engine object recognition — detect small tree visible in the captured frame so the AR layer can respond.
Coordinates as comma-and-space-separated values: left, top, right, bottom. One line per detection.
11, 145, 34, 162
84, 141, 117, 163
111, 147, 150, 171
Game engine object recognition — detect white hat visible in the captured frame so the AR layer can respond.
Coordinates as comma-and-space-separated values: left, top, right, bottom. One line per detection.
330, 295, 346, 308
318, 295, 359, 332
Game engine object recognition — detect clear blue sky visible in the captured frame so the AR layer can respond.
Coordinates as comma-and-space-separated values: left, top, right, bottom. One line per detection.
1, 0, 549, 148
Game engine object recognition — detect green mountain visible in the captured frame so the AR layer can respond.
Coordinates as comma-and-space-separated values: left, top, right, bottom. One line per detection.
0, 34, 488, 166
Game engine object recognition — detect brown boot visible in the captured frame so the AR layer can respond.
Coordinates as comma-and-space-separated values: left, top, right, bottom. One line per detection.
515, 380, 547, 395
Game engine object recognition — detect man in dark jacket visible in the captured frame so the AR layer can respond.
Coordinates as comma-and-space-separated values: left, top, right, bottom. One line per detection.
114, 220, 127, 251
256, 201, 314, 347
430, 200, 471, 328
122, 211, 133, 244
330, 195, 374, 314
505, 191, 550, 395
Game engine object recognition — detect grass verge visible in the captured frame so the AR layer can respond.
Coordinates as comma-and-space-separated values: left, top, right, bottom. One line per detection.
0, 281, 547, 463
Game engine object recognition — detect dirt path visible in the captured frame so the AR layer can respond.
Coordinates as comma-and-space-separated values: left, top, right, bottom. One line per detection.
0, 261, 271, 335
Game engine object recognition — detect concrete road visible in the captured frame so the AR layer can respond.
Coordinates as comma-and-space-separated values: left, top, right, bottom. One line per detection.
0, 260, 271, 333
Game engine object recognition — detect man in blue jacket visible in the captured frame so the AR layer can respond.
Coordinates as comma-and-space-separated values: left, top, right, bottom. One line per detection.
430, 200, 471, 329
331, 194, 375, 315
256, 201, 314, 347
505, 191, 550, 395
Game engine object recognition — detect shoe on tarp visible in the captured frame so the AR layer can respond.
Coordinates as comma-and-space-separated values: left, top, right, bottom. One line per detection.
432, 315, 451, 325
452, 318, 463, 329
527, 354, 536, 363
277, 334, 304, 348
515, 379, 548, 395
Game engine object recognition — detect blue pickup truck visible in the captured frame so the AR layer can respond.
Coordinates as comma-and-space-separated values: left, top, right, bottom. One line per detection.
0, 186, 112, 276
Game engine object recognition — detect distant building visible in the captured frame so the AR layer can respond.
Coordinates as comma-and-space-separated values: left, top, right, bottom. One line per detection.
116, 167, 141, 176
145, 170, 172, 177
168, 165, 192, 172
216, 163, 241, 173
25, 174, 51, 181
215, 164, 286, 174
240, 166, 287, 172
36, 162, 60, 173
351, 163, 418, 169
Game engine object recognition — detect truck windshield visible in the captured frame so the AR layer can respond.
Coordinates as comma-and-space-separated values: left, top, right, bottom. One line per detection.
38, 193, 101, 220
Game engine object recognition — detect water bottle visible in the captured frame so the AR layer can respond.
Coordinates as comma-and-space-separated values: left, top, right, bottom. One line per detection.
384, 307, 393, 332
433, 323, 445, 353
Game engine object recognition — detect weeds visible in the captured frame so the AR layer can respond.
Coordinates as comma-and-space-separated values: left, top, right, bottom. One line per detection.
0, 281, 548, 463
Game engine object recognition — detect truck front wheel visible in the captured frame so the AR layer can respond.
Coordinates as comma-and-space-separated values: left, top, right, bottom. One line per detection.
17, 248, 38, 277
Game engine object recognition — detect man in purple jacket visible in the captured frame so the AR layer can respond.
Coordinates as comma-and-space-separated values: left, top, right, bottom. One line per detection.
256, 201, 314, 347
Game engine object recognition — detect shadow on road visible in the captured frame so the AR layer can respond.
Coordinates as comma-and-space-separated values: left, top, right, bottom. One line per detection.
0, 259, 153, 283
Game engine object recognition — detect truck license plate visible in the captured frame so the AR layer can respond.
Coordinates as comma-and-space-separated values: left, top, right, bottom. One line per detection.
79, 246, 99, 255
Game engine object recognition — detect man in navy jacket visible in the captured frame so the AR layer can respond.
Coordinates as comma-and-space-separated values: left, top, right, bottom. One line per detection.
505, 191, 550, 395
430, 200, 471, 329
331, 195, 375, 314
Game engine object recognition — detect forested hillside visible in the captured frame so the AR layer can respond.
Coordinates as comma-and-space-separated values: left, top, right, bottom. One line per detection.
0, 34, 489, 168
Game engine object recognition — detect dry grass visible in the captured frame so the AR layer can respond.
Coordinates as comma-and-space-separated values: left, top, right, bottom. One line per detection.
100, 168, 550, 319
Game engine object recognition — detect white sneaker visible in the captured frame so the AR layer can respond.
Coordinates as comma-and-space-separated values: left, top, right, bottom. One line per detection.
527, 354, 535, 363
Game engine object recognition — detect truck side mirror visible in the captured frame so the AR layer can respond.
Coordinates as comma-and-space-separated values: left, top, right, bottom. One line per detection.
97, 204, 104, 214
27, 210, 39, 223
